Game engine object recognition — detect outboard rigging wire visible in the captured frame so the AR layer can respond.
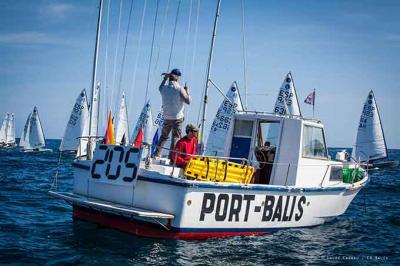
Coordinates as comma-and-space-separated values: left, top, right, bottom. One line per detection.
128, 0, 147, 112
144, 0, 160, 103
116, 0, 134, 113
110, 0, 124, 114
167, 0, 182, 71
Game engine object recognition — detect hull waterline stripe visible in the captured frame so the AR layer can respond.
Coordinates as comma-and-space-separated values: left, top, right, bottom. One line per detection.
73, 206, 281, 239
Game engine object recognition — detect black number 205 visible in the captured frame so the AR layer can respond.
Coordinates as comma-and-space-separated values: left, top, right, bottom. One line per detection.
91, 145, 140, 182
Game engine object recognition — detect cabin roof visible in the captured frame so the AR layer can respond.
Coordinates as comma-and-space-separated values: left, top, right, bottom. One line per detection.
235, 111, 322, 125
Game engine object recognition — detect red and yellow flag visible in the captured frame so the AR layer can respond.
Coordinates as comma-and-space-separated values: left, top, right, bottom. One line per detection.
105, 111, 115, 144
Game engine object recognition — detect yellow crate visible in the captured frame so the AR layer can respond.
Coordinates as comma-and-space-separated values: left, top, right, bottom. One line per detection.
184, 156, 255, 184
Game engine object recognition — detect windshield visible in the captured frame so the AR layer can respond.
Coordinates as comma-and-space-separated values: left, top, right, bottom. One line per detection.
302, 125, 328, 159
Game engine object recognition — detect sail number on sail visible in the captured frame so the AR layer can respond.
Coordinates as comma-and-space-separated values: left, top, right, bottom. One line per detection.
359, 100, 375, 128
90, 145, 141, 182
275, 89, 294, 115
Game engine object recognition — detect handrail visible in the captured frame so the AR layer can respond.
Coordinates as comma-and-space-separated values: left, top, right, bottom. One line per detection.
237, 110, 321, 123
153, 145, 361, 168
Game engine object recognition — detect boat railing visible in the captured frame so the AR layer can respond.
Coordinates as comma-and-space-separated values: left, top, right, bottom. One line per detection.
77, 135, 105, 160
239, 110, 321, 123
149, 146, 365, 186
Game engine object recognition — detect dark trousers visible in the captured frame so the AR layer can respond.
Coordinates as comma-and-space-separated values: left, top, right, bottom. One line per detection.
154, 118, 183, 157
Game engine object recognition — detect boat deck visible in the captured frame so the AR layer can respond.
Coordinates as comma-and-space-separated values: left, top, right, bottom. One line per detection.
48, 191, 174, 219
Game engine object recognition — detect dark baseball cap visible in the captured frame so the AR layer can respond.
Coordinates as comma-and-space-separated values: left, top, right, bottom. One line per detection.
170, 68, 182, 76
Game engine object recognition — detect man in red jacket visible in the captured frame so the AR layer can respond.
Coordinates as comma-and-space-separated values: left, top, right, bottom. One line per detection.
171, 124, 199, 168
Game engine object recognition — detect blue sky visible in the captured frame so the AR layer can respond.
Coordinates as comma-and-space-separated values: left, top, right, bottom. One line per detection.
0, 0, 399, 148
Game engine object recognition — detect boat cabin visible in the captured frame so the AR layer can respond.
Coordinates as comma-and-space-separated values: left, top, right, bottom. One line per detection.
225, 112, 331, 187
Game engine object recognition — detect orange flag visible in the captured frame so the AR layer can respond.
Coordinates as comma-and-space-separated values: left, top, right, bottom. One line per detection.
105, 111, 115, 144
133, 128, 144, 147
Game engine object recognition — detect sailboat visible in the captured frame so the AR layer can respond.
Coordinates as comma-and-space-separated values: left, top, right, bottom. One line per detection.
19, 113, 31, 148
0, 113, 9, 147
352, 90, 399, 168
205, 82, 243, 156
272, 72, 302, 116
59, 89, 90, 153
115, 93, 130, 145
0, 113, 16, 147
6, 113, 16, 147
20, 107, 52, 152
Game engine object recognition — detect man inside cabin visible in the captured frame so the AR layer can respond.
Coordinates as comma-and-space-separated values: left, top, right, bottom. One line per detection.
153, 68, 192, 158
254, 141, 276, 184
171, 124, 199, 168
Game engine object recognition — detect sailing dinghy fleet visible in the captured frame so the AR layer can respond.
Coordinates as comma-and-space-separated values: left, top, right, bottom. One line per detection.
0, 113, 16, 147
46, 0, 396, 240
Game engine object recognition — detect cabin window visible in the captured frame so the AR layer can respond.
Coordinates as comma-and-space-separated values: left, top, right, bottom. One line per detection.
302, 125, 328, 159
257, 121, 280, 147
233, 120, 253, 136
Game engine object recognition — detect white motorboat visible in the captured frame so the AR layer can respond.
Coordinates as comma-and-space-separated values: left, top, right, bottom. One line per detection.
49, 0, 368, 240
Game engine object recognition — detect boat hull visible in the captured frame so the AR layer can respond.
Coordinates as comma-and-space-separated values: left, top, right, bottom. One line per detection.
65, 165, 367, 239
372, 160, 399, 169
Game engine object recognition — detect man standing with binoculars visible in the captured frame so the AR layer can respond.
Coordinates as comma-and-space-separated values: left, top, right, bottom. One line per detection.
153, 68, 192, 158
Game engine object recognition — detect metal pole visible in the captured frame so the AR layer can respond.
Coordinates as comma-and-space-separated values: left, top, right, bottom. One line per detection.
199, 0, 222, 154
88, 0, 103, 160
313, 88, 316, 118
240, 0, 248, 110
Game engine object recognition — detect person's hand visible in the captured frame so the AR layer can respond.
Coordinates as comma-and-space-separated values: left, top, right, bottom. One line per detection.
184, 83, 189, 91
161, 73, 170, 79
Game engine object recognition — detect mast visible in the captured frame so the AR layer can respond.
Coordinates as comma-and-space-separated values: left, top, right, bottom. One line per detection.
240, 0, 248, 110
87, 0, 103, 159
199, 0, 222, 154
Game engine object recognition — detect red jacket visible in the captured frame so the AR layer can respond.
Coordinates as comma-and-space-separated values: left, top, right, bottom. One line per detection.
171, 136, 198, 167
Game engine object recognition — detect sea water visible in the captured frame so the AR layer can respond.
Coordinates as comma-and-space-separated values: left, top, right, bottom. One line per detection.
0, 140, 399, 265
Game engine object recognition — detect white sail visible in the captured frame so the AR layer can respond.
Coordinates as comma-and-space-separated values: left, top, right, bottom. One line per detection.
273, 72, 301, 116
116, 93, 130, 145
89, 83, 101, 138
19, 113, 32, 147
131, 101, 153, 145
6, 113, 15, 144
152, 110, 172, 157
205, 83, 243, 156
352, 90, 387, 162
59, 89, 90, 151
0, 113, 9, 144
28, 106, 46, 149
